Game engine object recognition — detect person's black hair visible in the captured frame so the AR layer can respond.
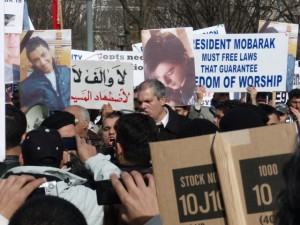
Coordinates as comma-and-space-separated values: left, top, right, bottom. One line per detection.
215, 99, 241, 115
9, 195, 87, 225
25, 36, 49, 60
275, 145, 300, 225
258, 103, 280, 117
288, 88, 300, 99
115, 113, 158, 166
177, 118, 219, 138
6, 104, 27, 149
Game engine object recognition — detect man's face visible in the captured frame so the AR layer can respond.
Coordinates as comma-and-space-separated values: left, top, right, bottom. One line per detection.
64, 107, 88, 136
4, 33, 20, 65
213, 109, 224, 128
289, 97, 300, 112
153, 61, 185, 90
137, 86, 165, 123
102, 117, 118, 147
267, 113, 280, 126
28, 45, 53, 74
174, 106, 188, 116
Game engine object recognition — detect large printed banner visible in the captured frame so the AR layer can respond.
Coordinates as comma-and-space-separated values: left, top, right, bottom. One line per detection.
4, 0, 24, 34
72, 49, 144, 87
194, 33, 289, 92
71, 60, 134, 111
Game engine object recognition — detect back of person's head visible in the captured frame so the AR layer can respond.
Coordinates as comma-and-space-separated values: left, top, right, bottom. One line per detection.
258, 104, 278, 116
40, 111, 75, 130
238, 103, 269, 125
219, 107, 265, 132
215, 99, 241, 114
137, 79, 166, 100
143, 32, 187, 77
26, 36, 49, 59
177, 119, 219, 138
288, 88, 300, 99
21, 127, 64, 168
6, 104, 27, 149
65, 105, 90, 122
9, 195, 87, 225
115, 113, 157, 166
275, 145, 300, 225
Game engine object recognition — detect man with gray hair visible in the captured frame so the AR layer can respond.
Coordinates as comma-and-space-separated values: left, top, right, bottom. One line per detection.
137, 79, 190, 141
64, 105, 101, 148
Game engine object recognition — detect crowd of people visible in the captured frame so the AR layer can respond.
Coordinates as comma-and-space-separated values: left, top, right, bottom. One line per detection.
1, 78, 300, 225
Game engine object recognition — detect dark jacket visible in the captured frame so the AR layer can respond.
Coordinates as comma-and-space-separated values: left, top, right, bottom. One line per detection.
158, 104, 191, 141
0, 155, 20, 177
20, 64, 70, 111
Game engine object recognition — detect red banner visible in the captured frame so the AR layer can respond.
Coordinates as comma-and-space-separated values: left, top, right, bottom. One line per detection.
52, 0, 60, 29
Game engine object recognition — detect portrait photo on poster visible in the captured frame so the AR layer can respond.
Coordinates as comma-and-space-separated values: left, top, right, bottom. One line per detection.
4, 33, 20, 84
142, 27, 196, 107
19, 30, 72, 112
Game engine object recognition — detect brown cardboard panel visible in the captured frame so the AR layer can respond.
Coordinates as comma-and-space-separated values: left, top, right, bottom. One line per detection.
150, 135, 227, 225
213, 123, 298, 225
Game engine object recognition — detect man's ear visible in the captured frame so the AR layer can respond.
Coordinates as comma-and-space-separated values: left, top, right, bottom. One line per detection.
60, 151, 70, 168
159, 96, 166, 106
116, 142, 123, 157
21, 132, 26, 142
19, 153, 24, 166
82, 120, 89, 130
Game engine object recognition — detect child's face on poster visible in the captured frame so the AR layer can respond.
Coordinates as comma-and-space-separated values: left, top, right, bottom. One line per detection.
152, 61, 186, 90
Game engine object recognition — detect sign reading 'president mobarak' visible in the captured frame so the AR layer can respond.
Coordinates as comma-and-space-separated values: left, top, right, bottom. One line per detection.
194, 33, 289, 92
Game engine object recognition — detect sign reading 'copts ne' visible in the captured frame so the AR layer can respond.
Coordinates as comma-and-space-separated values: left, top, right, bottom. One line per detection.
193, 33, 289, 92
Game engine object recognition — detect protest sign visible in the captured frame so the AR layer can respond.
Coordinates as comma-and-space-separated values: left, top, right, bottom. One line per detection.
72, 49, 144, 87
194, 33, 289, 92
71, 60, 133, 111
19, 30, 72, 112
194, 24, 226, 35
4, 0, 24, 34
142, 27, 196, 106
294, 60, 300, 89
194, 25, 227, 106
132, 42, 143, 52
150, 135, 226, 225
258, 20, 299, 101
213, 123, 298, 225
0, 1, 5, 161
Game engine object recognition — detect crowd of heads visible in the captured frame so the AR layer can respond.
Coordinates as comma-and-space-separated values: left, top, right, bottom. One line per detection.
2, 79, 300, 225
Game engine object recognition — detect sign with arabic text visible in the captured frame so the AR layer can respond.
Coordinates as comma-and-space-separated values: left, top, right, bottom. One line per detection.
71, 60, 133, 110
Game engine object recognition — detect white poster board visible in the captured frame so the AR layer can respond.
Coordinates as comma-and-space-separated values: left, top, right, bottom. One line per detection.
194, 33, 289, 92
4, 0, 24, 34
294, 60, 300, 89
194, 25, 227, 106
194, 24, 226, 35
1, 1, 6, 161
71, 60, 134, 110
72, 49, 144, 87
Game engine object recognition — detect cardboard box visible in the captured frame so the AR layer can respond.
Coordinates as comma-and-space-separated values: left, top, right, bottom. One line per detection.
213, 123, 298, 225
150, 135, 226, 225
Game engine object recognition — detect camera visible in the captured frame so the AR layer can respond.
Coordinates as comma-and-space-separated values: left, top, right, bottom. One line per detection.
39, 181, 58, 196
95, 179, 122, 205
